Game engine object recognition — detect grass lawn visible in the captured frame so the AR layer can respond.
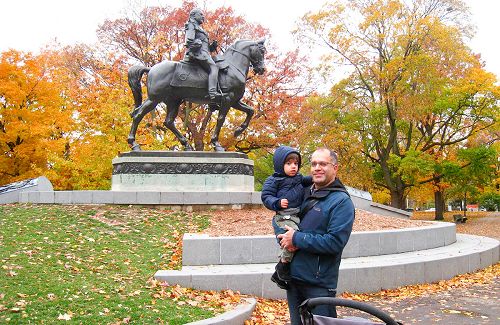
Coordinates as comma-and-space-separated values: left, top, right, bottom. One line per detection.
0, 204, 220, 324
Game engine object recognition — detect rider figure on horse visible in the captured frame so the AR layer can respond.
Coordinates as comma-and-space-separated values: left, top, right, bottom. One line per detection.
184, 8, 219, 103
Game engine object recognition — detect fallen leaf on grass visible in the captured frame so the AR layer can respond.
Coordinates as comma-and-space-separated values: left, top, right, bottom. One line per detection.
15, 300, 27, 308
99, 307, 110, 315
58, 313, 72, 320
128, 290, 141, 297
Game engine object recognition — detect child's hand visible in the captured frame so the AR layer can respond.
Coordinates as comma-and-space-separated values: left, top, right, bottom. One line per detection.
280, 199, 288, 208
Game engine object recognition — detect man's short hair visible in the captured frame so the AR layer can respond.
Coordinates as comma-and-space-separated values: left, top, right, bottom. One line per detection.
313, 147, 338, 164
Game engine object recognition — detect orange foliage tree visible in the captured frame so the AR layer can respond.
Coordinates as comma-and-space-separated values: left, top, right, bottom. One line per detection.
0, 50, 75, 186
43, 45, 132, 189
296, 0, 499, 210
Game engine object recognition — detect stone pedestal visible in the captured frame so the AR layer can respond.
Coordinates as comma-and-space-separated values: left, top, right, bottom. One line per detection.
111, 151, 254, 192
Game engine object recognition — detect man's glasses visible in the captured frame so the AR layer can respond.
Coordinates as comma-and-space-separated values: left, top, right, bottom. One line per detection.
310, 161, 336, 168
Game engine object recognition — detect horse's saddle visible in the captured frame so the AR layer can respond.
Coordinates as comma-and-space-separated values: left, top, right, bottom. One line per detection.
170, 56, 229, 89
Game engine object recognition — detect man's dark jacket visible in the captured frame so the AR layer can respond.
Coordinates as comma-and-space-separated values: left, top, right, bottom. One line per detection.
290, 178, 355, 289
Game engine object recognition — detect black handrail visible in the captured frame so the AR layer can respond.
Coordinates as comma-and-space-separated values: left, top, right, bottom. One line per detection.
299, 297, 400, 325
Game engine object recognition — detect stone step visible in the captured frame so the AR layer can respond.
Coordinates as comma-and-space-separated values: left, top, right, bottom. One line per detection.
182, 222, 456, 265
155, 234, 499, 299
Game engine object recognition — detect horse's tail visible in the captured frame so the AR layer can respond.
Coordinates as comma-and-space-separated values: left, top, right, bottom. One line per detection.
128, 65, 151, 108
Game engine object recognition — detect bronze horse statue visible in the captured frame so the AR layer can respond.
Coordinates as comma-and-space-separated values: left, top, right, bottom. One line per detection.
127, 39, 266, 151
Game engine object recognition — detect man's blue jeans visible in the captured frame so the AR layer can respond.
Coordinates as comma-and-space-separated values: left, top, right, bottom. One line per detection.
287, 281, 337, 325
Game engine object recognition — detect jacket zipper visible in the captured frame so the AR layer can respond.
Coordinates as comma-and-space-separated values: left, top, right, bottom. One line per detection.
316, 256, 321, 278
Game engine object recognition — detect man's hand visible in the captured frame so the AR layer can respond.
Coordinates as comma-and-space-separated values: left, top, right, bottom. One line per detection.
277, 225, 298, 252
280, 198, 289, 208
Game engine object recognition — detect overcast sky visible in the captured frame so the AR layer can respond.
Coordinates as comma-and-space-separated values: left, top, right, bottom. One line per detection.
1, 0, 498, 80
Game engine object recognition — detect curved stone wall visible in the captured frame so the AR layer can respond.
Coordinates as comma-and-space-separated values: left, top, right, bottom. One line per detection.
182, 222, 456, 266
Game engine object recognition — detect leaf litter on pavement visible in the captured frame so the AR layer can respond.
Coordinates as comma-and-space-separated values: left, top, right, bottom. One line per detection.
242, 263, 499, 324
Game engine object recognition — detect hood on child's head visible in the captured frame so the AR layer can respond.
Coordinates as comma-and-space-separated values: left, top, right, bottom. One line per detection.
273, 145, 301, 176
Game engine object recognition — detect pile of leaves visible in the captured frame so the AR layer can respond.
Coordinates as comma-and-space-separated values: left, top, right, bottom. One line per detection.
343, 263, 499, 303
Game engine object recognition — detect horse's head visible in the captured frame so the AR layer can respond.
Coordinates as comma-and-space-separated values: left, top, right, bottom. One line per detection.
249, 39, 266, 75
229, 39, 266, 75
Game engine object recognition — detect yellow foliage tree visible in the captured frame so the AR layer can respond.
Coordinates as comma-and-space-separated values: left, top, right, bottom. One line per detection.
43, 45, 132, 189
0, 50, 74, 185
296, 0, 499, 210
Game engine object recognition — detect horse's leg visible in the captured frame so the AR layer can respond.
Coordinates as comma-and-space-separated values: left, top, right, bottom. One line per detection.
232, 100, 255, 137
210, 106, 229, 152
163, 100, 194, 151
128, 99, 158, 151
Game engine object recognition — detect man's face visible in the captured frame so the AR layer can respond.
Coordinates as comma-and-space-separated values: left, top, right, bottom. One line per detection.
310, 149, 338, 188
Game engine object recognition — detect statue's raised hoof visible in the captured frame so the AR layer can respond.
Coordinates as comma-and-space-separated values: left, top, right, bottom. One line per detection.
130, 143, 141, 151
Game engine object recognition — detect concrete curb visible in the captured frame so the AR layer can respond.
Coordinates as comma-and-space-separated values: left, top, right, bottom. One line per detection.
186, 298, 256, 325
155, 234, 499, 299
14, 187, 411, 218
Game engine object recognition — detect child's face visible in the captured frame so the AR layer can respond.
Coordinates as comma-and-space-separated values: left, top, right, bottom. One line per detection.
284, 159, 299, 177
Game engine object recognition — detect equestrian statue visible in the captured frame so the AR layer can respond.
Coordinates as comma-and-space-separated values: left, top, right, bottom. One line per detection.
127, 8, 266, 152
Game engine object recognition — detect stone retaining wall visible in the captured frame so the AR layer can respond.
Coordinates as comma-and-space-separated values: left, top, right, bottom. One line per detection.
182, 222, 456, 265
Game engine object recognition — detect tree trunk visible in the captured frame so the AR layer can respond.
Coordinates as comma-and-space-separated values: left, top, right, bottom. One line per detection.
381, 158, 407, 210
463, 192, 467, 218
390, 189, 406, 209
434, 190, 445, 220
194, 136, 204, 151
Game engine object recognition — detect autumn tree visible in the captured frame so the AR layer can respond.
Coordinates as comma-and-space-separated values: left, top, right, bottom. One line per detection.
43, 44, 133, 189
0, 50, 75, 186
297, 0, 499, 209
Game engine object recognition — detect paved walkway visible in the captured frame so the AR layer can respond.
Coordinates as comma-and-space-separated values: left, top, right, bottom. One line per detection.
340, 277, 499, 324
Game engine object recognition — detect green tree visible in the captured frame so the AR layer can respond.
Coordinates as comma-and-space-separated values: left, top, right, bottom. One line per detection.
443, 146, 498, 217
297, 0, 499, 209
479, 192, 500, 211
